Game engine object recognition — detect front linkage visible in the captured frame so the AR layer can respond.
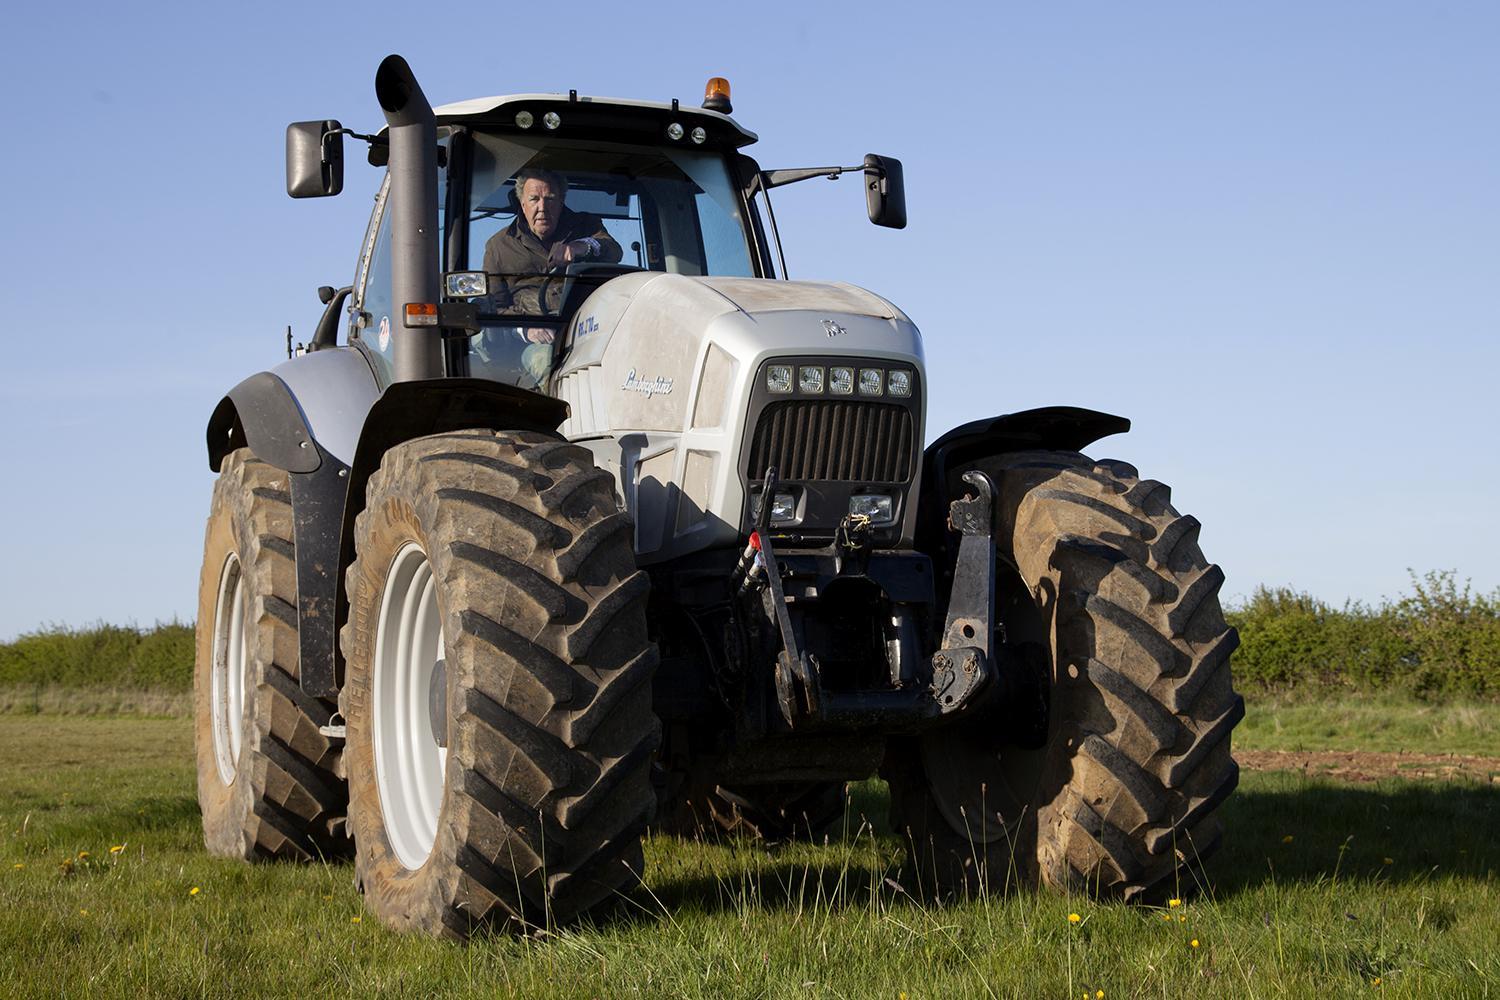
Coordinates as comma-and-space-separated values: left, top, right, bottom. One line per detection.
735, 467, 1003, 732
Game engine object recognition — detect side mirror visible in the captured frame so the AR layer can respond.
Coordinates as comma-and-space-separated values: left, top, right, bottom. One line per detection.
863, 154, 906, 230
286, 120, 344, 199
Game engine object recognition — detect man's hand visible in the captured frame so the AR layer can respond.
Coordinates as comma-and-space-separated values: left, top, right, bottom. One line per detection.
546, 239, 589, 268
523, 327, 555, 344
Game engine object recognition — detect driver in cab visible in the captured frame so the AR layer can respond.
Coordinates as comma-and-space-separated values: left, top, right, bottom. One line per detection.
480, 167, 623, 384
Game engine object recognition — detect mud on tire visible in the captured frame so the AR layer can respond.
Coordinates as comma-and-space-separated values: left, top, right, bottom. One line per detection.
340, 429, 660, 938
888, 450, 1243, 902
193, 449, 348, 861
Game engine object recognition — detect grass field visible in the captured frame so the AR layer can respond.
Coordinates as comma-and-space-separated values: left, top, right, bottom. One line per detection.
2, 702, 1497, 998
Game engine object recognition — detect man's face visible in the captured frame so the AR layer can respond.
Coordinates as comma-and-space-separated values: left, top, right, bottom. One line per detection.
520, 178, 564, 240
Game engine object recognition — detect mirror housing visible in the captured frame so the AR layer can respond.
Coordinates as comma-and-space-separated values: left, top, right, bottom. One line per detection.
864, 154, 906, 229
286, 120, 344, 199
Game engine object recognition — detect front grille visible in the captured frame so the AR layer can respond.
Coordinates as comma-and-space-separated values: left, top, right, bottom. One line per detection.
746, 400, 914, 483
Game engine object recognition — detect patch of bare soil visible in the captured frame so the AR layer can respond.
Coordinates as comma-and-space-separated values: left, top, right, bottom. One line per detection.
1238, 749, 1500, 784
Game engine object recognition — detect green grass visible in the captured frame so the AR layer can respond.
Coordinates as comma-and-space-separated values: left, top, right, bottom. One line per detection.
2, 716, 1497, 998
1237, 691, 1500, 756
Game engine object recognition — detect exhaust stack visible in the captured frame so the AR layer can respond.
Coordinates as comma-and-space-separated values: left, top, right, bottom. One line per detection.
375, 55, 443, 383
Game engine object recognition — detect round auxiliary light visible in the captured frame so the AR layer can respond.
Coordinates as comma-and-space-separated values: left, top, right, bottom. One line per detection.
887, 369, 913, 397
666, 122, 685, 141
514, 110, 534, 129
798, 366, 825, 393
691, 126, 707, 145
543, 111, 561, 130
766, 364, 793, 393
828, 366, 855, 395
858, 368, 885, 396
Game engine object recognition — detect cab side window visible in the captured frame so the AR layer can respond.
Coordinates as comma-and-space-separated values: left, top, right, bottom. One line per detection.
353, 189, 395, 385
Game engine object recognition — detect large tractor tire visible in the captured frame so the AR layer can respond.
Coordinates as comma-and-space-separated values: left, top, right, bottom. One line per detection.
193, 450, 348, 861
888, 451, 1242, 902
340, 429, 660, 938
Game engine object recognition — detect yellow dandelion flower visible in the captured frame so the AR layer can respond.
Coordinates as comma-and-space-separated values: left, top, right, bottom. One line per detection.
189, 886, 201, 897
1190, 939, 1200, 948
1162, 913, 1172, 921
1097, 992, 1105, 999
1373, 977, 1381, 986
11, 863, 22, 870
1178, 915, 1186, 923
1068, 913, 1081, 924
1281, 835, 1294, 844
109, 845, 125, 855
1382, 857, 1393, 865
351, 915, 362, 924
76, 851, 89, 859
79, 909, 89, 916
1169, 898, 1181, 908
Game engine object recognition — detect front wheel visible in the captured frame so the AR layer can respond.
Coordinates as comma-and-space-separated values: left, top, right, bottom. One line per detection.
192, 450, 346, 860
340, 429, 660, 937
888, 451, 1243, 902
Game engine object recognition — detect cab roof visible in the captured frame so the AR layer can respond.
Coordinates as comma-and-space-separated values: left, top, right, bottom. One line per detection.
429, 93, 759, 150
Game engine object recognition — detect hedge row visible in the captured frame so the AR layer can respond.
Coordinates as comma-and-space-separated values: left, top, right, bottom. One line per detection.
1225, 571, 1500, 698
3, 572, 1497, 699
0, 622, 195, 692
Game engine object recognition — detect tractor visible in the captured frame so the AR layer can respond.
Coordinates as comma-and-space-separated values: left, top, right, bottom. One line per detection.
194, 55, 1242, 937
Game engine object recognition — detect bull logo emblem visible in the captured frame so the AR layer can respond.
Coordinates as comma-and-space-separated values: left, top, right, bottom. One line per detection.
822, 319, 847, 338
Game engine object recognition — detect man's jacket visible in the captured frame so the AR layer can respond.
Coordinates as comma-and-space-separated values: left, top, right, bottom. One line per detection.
482, 208, 623, 314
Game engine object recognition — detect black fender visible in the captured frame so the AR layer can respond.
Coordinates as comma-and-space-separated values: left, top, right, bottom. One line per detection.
914, 406, 1130, 580
206, 372, 321, 473
293, 378, 570, 697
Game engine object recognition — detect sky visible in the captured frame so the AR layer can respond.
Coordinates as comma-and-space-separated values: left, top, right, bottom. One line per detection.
0, 1, 1495, 639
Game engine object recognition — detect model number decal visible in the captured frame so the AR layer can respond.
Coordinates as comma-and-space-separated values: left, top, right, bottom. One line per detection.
620, 369, 674, 399
575, 314, 599, 338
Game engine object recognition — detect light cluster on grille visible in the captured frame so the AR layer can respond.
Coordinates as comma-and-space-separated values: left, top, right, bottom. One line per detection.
766, 363, 913, 398
746, 400, 914, 483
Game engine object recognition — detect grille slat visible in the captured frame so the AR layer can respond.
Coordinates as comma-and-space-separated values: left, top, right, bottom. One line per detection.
748, 401, 913, 483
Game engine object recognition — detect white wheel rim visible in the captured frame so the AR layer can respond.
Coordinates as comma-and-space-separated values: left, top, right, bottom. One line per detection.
373, 542, 448, 870
210, 553, 249, 785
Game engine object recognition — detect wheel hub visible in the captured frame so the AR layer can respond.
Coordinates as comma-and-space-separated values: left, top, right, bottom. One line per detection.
373, 542, 448, 871
210, 553, 248, 785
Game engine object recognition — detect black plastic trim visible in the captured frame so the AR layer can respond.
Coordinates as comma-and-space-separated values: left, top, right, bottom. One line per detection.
290, 442, 349, 697
206, 372, 319, 474
914, 405, 1130, 617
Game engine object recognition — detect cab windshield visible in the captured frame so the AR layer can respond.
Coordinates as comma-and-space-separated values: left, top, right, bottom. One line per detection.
462, 132, 756, 387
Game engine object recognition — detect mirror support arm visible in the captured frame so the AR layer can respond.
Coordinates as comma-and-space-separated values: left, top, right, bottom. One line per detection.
760, 163, 873, 190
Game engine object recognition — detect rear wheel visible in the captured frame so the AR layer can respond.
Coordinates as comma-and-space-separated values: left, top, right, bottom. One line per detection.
193, 449, 347, 860
888, 451, 1242, 901
341, 429, 660, 937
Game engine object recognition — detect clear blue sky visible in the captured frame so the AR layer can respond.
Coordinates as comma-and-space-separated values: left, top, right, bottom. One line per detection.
1, 1, 1495, 639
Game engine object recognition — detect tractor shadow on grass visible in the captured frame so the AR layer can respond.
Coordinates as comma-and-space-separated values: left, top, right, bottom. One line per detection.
1203, 774, 1500, 898
629, 775, 1500, 923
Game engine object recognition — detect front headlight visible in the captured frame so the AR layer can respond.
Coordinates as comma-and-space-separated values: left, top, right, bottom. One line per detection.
849, 494, 895, 524
766, 364, 793, 393
752, 491, 798, 525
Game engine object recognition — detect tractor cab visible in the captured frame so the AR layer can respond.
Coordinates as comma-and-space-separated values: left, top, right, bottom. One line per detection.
290, 81, 905, 391
344, 92, 775, 390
